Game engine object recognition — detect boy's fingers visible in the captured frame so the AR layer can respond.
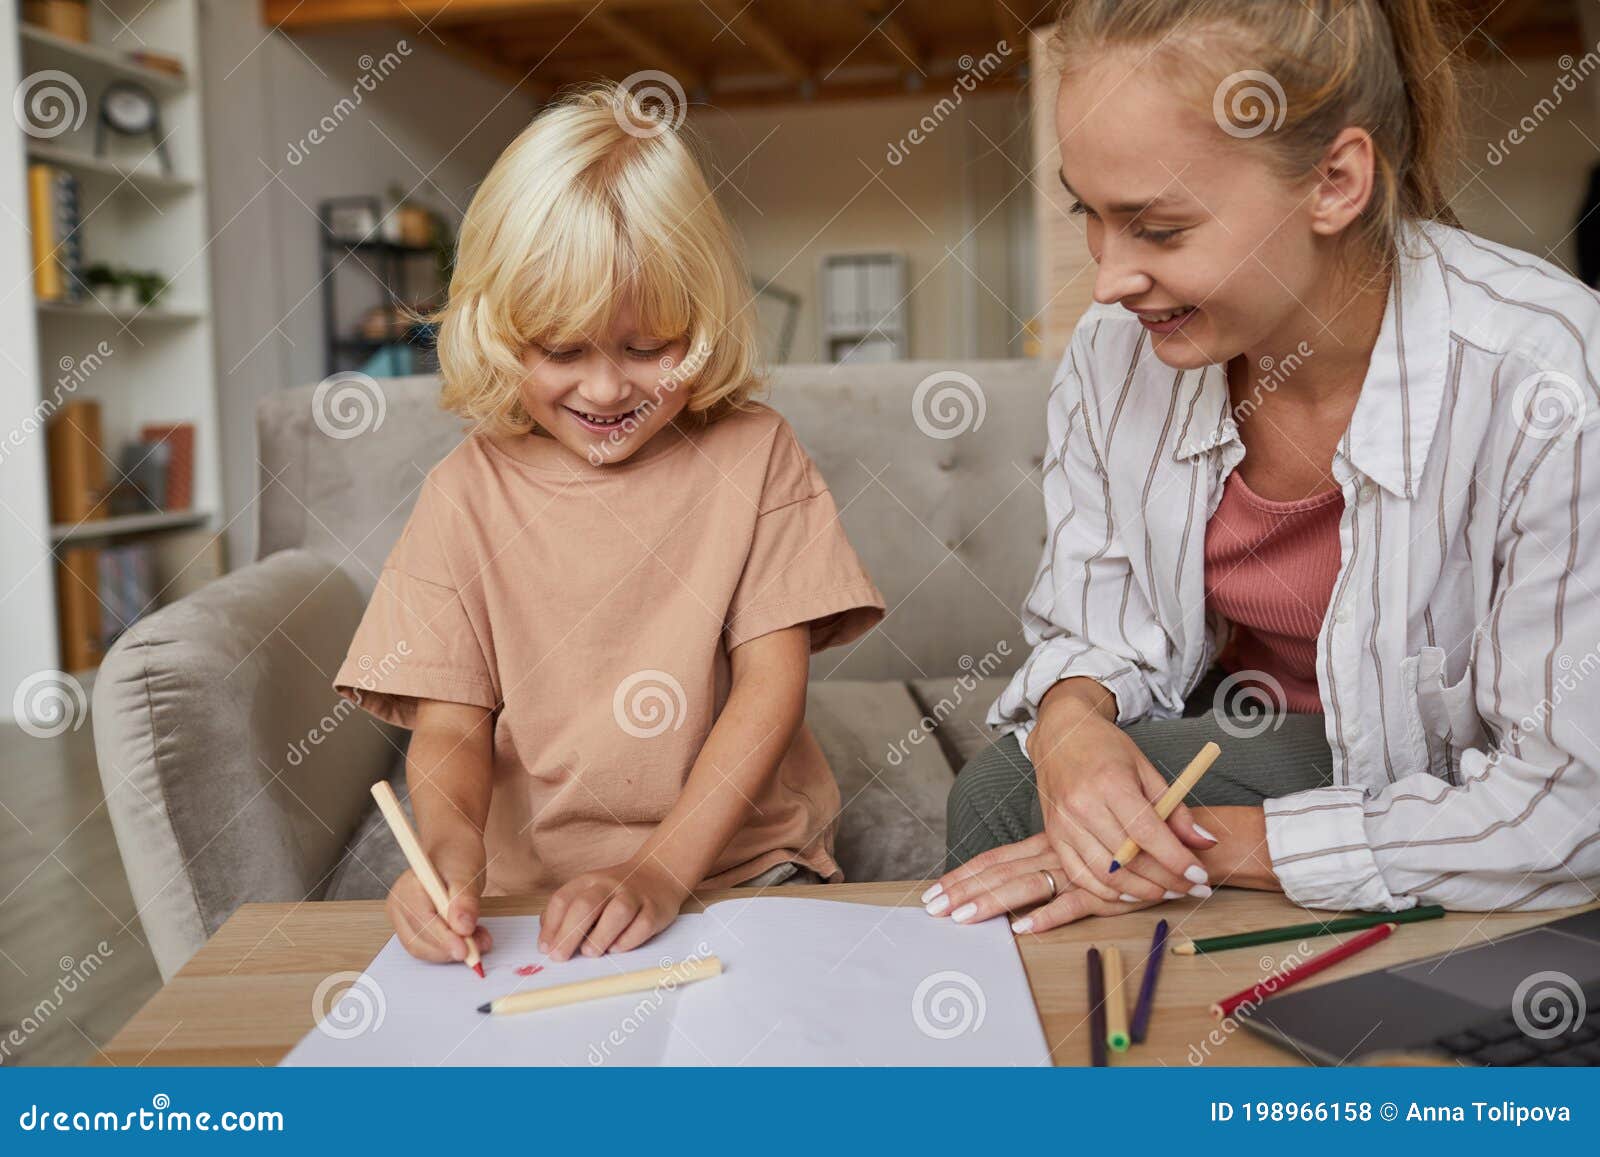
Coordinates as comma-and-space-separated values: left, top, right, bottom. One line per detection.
610, 908, 658, 954
388, 889, 452, 962
445, 884, 481, 939
548, 891, 605, 961
539, 888, 573, 953
583, 896, 641, 957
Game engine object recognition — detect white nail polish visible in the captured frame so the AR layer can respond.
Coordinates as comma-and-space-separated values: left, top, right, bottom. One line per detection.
1119, 892, 1138, 902
951, 903, 978, 923
1012, 917, 1034, 934
1188, 883, 1213, 899
1193, 823, 1218, 842
1184, 864, 1210, 885
1163, 890, 1182, 900
921, 882, 943, 904
925, 894, 951, 916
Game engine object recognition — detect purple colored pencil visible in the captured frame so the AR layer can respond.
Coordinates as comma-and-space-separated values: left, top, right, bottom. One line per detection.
1086, 946, 1108, 1067
1129, 918, 1169, 1044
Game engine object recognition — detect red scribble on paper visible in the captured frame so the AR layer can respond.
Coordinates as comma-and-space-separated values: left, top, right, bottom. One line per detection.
514, 964, 545, 977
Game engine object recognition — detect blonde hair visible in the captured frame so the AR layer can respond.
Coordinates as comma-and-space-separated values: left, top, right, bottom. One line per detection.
435, 82, 762, 436
1050, 0, 1464, 275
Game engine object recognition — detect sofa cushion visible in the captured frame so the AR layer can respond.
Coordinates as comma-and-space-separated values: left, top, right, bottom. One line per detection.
909, 675, 1013, 771
328, 679, 956, 898
325, 754, 411, 902
806, 680, 953, 883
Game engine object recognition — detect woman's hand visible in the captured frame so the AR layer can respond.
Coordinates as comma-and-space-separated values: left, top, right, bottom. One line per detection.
922, 834, 1165, 932
1027, 679, 1218, 905
539, 858, 691, 962
385, 840, 493, 964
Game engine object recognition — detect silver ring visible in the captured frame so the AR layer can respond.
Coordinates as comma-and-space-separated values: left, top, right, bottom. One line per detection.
1040, 868, 1057, 899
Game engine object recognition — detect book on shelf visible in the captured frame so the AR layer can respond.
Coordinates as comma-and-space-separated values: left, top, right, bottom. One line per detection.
45, 399, 109, 523
97, 542, 155, 652
55, 546, 103, 671
27, 163, 82, 302
139, 422, 195, 510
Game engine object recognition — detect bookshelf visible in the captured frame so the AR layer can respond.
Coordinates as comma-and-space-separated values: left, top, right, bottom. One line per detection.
1, 0, 221, 691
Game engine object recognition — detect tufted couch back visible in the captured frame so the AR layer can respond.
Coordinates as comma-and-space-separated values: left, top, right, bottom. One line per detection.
256, 359, 1053, 681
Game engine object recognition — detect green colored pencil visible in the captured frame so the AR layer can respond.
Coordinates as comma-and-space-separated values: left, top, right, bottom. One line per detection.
1170, 905, 1447, 956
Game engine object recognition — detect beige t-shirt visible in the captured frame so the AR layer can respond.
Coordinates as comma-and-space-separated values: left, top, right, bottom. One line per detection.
333, 403, 885, 894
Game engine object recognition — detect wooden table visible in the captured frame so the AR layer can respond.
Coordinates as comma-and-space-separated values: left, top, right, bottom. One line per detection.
99, 883, 1592, 1066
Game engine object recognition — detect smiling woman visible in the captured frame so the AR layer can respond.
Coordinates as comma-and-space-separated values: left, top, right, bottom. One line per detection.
933, 0, 1600, 934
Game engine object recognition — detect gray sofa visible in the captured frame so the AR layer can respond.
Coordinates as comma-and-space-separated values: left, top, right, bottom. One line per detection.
90, 359, 1053, 979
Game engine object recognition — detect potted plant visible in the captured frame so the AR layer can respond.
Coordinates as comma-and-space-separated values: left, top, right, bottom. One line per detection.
130, 271, 168, 307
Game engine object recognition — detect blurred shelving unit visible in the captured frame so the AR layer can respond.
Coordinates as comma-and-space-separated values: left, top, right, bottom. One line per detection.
1, 0, 222, 690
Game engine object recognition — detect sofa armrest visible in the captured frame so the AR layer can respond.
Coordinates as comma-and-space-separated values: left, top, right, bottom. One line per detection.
90, 548, 399, 980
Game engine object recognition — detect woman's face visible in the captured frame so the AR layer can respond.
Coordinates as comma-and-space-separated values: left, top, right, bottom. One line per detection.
518, 301, 693, 465
1055, 56, 1331, 369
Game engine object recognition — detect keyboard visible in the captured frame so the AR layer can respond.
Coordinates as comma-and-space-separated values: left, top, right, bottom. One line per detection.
1430, 986, 1600, 1066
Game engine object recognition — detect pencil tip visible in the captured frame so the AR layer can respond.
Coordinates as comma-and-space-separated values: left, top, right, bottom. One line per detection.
472, 962, 485, 978
1108, 861, 1120, 873
476, 1002, 491, 1014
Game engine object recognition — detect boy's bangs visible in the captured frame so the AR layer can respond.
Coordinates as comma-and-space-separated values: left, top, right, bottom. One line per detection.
508, 187, 695, 349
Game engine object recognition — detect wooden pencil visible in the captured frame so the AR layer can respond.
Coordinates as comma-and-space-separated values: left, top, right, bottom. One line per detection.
369, 780, 484, 978
1211, 922, 1397, 1019
1103, 944, 1130, 1051
1108, 741, 1222, 872
1129, 918, 1168, 1044
478, 955, 722, 1015
1086, 946, 1107, 1067
1171, 905, 1446, 956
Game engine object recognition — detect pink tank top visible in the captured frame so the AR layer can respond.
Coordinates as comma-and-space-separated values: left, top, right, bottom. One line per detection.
1203, 470, 1344, 713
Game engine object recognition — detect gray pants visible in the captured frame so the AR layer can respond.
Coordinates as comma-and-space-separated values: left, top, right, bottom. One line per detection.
945, 675, 1335, 871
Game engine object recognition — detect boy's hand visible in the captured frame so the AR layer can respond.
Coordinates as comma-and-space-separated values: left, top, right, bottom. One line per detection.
539, 859, 690, 962
385, 843, 492, 964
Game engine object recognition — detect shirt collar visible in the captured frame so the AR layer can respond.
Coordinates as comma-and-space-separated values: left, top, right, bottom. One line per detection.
1338, 219, 1453, 499
1174, 220, 1453, 500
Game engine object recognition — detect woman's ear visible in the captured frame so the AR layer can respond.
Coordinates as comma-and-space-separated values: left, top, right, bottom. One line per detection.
1308, 126, 1377, 237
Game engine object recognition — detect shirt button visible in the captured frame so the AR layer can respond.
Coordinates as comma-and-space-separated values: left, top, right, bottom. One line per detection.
1359, 482, 1377, 503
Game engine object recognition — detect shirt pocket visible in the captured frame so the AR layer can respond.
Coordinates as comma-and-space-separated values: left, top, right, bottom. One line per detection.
1402, 645, 1485, 782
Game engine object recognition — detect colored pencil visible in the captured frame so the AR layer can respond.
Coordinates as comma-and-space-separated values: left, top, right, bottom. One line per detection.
477, 955, 722, 1015
1210, 922, 1397, 1019
1171, 905, 1445, 956
1108, 741, 1222, 872
1086, 946, 1108, 1067
1103, 944, 1130, 1051
1129, 918, 1168, 1044
369, 780, 484, 978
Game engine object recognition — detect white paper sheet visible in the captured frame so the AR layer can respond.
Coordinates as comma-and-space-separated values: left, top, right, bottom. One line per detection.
280, 897, 1049, 1066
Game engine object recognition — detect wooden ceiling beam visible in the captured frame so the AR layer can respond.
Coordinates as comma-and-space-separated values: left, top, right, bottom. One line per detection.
419, 26, 549, 99
700, 0, 809, 83
858, 2, 925, 79
588, 7, 705, 92
266, 0, 574, 28
264, 0, 695, 29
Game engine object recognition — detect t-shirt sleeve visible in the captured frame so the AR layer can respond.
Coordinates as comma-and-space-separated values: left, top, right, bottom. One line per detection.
724, 422, 885, 653
332, 477, 498, 729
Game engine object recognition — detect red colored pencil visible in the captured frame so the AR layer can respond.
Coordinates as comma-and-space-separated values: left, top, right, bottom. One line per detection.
1210, 922, 1397, 1019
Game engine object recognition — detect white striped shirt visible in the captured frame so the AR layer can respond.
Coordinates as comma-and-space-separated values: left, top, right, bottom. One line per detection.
990, 220, 1600, 913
